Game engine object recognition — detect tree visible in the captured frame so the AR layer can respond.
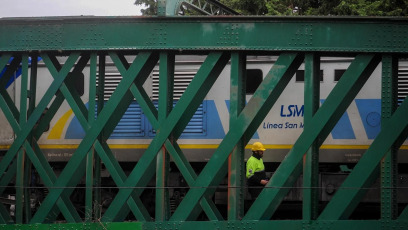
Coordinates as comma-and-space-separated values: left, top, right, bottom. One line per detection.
135, 0, 157, 15
134, 0, 408, 16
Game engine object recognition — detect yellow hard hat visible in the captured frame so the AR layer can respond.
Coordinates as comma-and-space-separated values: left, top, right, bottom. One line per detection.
251, 142, 266, 151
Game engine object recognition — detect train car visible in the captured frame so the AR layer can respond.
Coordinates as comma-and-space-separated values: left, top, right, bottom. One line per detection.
1, 54, 408, 217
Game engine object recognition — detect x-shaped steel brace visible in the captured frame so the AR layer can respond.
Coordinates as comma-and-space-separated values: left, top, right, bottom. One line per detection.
170, 52, 305, 221
101, 52, 231, 221
30, 52, 159, 223
244, 54, 382, 220
0, 53, 83, 223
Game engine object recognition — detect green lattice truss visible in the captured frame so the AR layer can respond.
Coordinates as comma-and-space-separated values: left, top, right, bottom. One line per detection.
0, 17, 407, 229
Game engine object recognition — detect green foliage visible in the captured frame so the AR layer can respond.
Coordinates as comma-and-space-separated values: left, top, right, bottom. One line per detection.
221, 0, 268, 15
134, 0, 408, 16
265, 0, 292, 15
134, 0, 157, 15
328, 0, 408, 16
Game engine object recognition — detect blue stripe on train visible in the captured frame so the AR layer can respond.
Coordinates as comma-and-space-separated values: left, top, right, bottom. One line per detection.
64, 99, 384, 140
65, 100, 225, 139
355, 99, 381, 139
321, 99, 355, 139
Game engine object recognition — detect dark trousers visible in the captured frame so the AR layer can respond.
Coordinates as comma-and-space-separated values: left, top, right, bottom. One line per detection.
248, 184, 264, 199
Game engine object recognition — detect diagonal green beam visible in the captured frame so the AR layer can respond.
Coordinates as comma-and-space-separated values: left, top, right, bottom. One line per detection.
0, 204, 12, 224
0, 85, 19, 123
102, 53, 158, 138
28, 143, 86, 223
102, 52, 229, 221
79, 53, 159, 221
0, 55, 22, 88
30, 52, 157, 223
129, 80, 223, 220
88, 53, 159, 221
15, 58, 84, 222
32, 92, 65, 138
102, 52, 230, 222
130, 78, 223, 220
165, 141, 224, 220
0, 82, 78, 222
399, 205, 408, 219
319, 91, 408, 220
0, 161, 15, 222
0, 96, 81, 222
0, 55, 22, 119
25, 141, 82, 222
0, 57, 21, 224
41, 54, 97, 220
171, 53, 304, 221
0, 160, 15, 223
31, 53, 152, 222
0, 89, 21, 221
0, 53, 80, 183
0, 54, 12, 77
171, 53, 230, 138
0, 86, 79, 223
94, 142, 151, 221
25, 58, 82, 223
45, 54, 90, 129
92, 53, 159, 221
0, 160, 16, 195
35, 53, 93, 221
244, 54, 381, 220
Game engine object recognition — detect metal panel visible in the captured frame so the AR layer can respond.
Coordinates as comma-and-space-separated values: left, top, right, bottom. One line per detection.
0, 17, 407, 52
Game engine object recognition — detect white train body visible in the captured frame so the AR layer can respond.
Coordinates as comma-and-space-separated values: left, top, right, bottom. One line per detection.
1, 55, 407, 164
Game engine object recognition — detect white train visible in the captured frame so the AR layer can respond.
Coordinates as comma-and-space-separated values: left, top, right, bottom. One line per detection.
2, 55, 407, 161
1, 55, 408, 215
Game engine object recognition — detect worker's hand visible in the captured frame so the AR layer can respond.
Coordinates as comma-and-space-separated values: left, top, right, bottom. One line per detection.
260, 179, 268, 185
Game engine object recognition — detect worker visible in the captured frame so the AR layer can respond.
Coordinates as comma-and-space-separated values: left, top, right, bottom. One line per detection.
246, 142, 269, 199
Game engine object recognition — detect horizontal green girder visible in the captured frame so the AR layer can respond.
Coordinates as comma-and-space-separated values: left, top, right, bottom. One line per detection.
1, 221, 407, 230
0, 17, 407, 52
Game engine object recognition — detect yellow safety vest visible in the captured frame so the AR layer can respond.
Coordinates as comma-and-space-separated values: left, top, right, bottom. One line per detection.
246, 156, 265, 179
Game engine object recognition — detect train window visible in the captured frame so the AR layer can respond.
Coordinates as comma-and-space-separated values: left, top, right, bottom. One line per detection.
67, 72, 84, 96
246, 69, 263, 94
295, 70, 323, 82
334, 69, 346, 81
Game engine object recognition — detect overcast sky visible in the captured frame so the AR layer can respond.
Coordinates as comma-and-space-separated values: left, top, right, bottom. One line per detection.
0, 0, 143, 18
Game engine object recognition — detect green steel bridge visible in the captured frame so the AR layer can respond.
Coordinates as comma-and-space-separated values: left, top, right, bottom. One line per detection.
0, 1, 408, 229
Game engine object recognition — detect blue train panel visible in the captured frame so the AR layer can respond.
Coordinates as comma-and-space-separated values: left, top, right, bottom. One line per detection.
65, 100, 225, 139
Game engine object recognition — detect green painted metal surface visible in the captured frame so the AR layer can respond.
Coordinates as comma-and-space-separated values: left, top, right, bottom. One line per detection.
1, 220, 408, 230
302, 53, 320, 220
227, 52, 246, 220
0, 222, 142, 230
0, 15, 408, 230
380, 55, 398, 220
0, 17, 407, 52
